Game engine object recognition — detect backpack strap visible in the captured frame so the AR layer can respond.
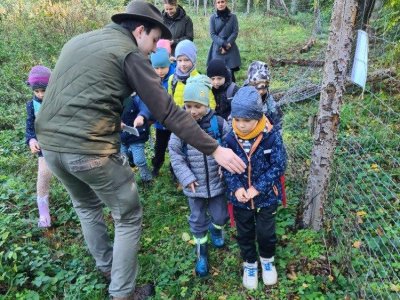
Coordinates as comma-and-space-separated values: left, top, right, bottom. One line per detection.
207, 114, 222, 145
170, 75, 179, 97
226, 82, 236, 100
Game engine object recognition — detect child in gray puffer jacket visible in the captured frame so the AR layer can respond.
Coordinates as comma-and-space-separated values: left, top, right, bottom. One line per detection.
168, 75, 229, 278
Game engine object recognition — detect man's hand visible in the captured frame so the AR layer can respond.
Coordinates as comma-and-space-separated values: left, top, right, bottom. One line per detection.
29, 139, 40, 154
212, 146, 245, 174
133, 115, 144, 127
235, 188, 249, 203
188, 181, 199, 193
247, 186, 260, 199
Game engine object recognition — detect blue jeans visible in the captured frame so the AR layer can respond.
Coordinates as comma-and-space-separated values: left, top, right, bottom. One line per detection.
42, 150, 142, 298
121, 142, 152, 182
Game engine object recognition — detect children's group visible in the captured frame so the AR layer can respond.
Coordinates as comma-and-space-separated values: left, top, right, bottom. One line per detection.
25, 1, 287, 292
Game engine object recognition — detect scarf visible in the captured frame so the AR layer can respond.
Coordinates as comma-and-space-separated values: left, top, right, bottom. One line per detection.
217, 7, 231, 19
233, 115, 267, 140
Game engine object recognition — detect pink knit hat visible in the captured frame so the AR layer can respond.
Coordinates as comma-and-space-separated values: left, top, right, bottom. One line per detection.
156, 39, 172, 55
27, 65, 51, 89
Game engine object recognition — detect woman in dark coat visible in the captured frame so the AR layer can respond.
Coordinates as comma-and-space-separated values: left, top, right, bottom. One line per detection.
162, 0, 194, 56
207, 0, 241, 82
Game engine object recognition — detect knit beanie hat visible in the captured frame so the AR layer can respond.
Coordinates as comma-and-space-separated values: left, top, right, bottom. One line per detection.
183, 75, 212, 106
244, 61, 271, 85
27, 65, 51, 90
150, 48, 171, 68
206, 59, 229, 78
231, 86, 263, 120
157, 39, 172, 55
175, 39, 197, 65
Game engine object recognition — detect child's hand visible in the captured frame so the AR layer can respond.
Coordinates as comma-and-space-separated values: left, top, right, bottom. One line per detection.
187, 181, 199, 193
247, 186, 260, 199
29, 139, 40, 154
235, 188, 249, 203
133, 115, 144, 127
121, 122, 126, 129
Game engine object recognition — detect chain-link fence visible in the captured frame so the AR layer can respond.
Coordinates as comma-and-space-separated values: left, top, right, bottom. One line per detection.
273, 1, 399, 298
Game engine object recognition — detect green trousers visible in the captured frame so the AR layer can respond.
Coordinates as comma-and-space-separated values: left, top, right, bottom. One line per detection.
42, 150, 142, 298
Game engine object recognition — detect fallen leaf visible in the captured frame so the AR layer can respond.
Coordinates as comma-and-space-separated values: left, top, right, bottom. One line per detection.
181, 232, 190, 242
356, 215, 363, 224
376, 227, 384, 236
188, 239, 195, 245
353, 240, 362, 248
390, 284, 400, 292
328, 275, 334, 282
356, 211, 367, 217
302, 283, 309, 288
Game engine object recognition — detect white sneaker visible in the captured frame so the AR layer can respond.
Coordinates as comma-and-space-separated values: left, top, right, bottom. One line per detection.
260, 256, 278, 285
243, 261, 258, 290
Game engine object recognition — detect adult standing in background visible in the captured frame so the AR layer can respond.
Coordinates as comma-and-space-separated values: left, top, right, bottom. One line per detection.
207, 0, 241, 82
162, 0, 194, 56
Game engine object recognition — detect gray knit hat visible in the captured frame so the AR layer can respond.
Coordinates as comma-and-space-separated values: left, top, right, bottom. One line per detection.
244, 61, 271, 85
183, 75, 212, 106
231, 86, 263, 120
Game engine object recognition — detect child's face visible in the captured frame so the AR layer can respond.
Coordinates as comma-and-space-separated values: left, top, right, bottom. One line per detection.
210, 76, 226, 89
154, 66, 170, 79
33, 88, 46, 100
184, 101, 208, 121
234, 117, 259, 135
249, 81, 269, 97
177, 55, 193, 74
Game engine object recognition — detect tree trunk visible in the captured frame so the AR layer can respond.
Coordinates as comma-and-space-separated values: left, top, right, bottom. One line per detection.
203, 0, 207, 16
302, 0, 359, 230
290, 0, 297, 15
246, 0, 251, 14
267, 0, 271, 12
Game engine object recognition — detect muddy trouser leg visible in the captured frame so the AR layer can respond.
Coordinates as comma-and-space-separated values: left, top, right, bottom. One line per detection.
42, 150, 141, 298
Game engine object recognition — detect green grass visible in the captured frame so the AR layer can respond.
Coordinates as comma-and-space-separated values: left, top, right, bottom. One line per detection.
1, 0, 399, 299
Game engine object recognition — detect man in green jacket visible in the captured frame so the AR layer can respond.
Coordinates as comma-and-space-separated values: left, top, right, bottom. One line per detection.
35, 1, 245, 299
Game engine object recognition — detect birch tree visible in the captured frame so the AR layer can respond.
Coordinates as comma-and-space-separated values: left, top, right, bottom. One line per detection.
302, 0, 359, 230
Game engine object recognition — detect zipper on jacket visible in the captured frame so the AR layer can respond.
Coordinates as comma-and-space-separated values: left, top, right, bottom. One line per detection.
204, 154, 211, 198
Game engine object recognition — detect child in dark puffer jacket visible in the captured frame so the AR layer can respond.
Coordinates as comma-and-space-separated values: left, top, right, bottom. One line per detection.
169, 75, 229, 278
207, 58, 239, 120
25, 65, 54, 228
223, 86, 286, 290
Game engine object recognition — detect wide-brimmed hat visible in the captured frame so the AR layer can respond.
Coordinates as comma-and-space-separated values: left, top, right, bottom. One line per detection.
112, 1, 172, 39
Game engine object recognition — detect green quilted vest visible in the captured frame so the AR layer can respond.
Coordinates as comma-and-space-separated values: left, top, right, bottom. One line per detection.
36, 23, 136, 154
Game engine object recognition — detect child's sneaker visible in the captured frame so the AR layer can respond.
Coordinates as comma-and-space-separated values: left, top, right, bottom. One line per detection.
243, 261, 258, 289
260, 256, 277, 285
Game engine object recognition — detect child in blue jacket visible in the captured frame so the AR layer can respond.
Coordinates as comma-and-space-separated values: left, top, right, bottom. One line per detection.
25, 65, 54, 228
120, 95, 153, 184
223, 86, 286, 289
149, 47, 175, 177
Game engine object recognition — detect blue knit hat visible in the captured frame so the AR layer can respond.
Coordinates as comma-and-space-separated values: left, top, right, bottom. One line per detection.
231, 86, 263, 120
150, 48, 171, 68
175, 39, 197, 65
183, 75, 212, 106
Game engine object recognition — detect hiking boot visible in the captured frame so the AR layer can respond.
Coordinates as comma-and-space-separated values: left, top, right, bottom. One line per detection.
243, 261, 258, 290
195, 243, 209, 277
260, 256, 278, 285
208, 223, 224, 248
112, 284, 155, 300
